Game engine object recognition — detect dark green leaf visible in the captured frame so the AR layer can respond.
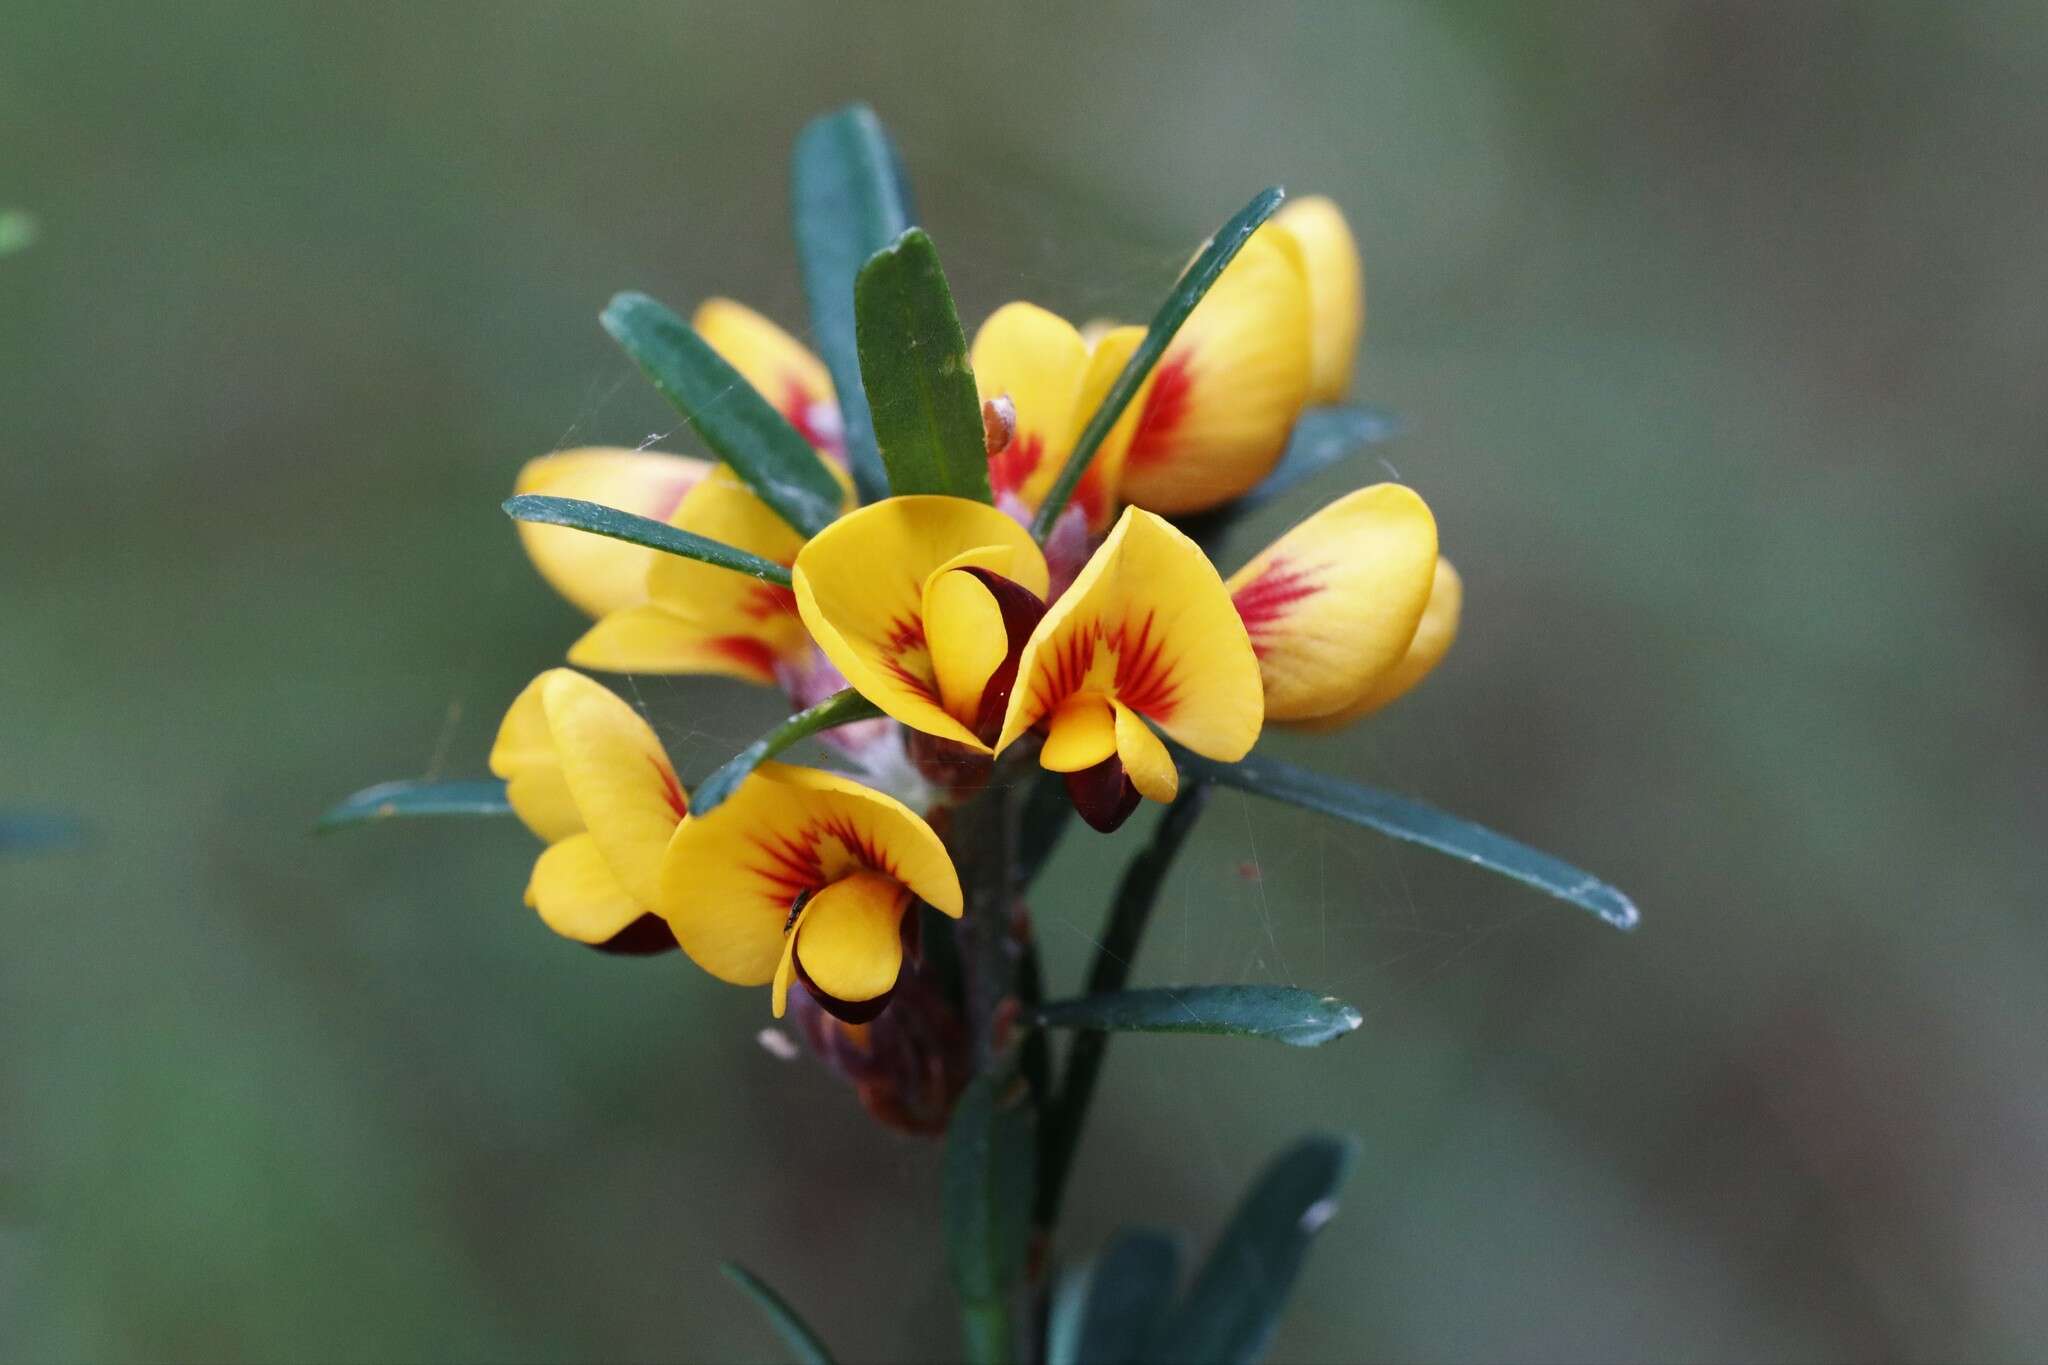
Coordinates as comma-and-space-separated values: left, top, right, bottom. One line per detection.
945, 1072, 1036, 1364
316, 779, 512, 833
1150, 1135, 1357, 1365
502, 494, 793, 587
1035, 986, 1361, 1048
0, 812, 83, 852
1031, 187, 1286, 539
793, 104, 914, 505
691, 689, 885, 815
1176, 748, 1640, 930
1016, 767, 1076, 891
1047, 1228, 1182, 1365
855, 229, 992, 501
600, 292, 842, 536
720, 1261, 838, 1365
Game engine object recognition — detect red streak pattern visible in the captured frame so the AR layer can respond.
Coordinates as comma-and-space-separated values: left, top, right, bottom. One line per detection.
746, 813, 900, 906
742, 581, 801, 622
988, 430, 1044, 500
1122, 351, 1196, 470
880, 613, 938, 703
1031, 610, 1181, 721
648, 756, 688, 822
1231, 557, 1322, 657
781, 377, 832, 451
711, 635, 780, 679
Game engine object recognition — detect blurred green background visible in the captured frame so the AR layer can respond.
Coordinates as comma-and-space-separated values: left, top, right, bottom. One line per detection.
5, 3, 2044, 1360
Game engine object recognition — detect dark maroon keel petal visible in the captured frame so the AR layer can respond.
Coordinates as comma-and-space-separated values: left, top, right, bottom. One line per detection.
1066, 755, 1142, 833
795, 955, 899, 1025
592, 912, 680, 956
960, 567, 1048, 746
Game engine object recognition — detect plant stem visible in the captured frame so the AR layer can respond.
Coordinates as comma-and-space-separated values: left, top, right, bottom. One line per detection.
1034, 784, 1212, 1233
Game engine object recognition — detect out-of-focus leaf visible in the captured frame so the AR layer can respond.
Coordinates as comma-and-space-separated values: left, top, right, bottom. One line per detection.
600, 291, 843, 536
854, 228, 992, 501
0, 210, 38, 257
1149, 1135, 1357, 1365
719, 1261, 838, 1365
1176, 748, 1640, 930
0, 812, 83, 852
690, 689, 884, 815
793, 103, 913, 505
1047, 1228, 1182, 1365
1035, 986, 1361, 1048
1017, 767, 1077, 891
502, 494, 793, 586
316, 779, 512, 833
1243, 404, 1403, 506
945, 1071, 1036, 1364
1031, 187, 1286, 539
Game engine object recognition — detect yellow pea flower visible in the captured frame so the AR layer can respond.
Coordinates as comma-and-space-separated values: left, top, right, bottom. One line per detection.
792, 496, 1052, 751
1270, 195, 1364, 405
970, 302, 1147, 533
489, 668, 689, 953
995, 506, 1264, 828
512, 447, 710, 619
1224, 485, 1459, 726
568, 463, 813, 686
660, 761, 962, 1021
691, 297, 842, 457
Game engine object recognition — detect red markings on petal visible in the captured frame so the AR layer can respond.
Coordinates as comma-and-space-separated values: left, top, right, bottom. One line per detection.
711, 635, 782, 679
988, 430, 1045, 501
1122, 351, 1195, 471
647, 755, 689, 822
742, 581, 801, 622
880, 612, 940, 704
1231, 557, 1323, 656
744, 815, 904, 907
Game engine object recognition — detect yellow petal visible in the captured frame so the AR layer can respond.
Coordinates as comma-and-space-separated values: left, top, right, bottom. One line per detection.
1039, 693, 1117, 772
1067, 326, 1149, 531
771, 922, 799, 1019
660, 760, 961, 988
540, 670, 686, 908
512, 448, 709, 618
1000, 509, 1263, 762
1299, 557, 1463, 729
1272, 196, 1363, 404
1112, 702, 1178, 803
1225, 484, 1439, 722
923, 565, 1008, 722
692, 298, 837, 449
793, 871, 910, 1005
489, 671, 581, 842
793, 497, 1048, 747
647, 463, 810, 654
525, 833, 655, 945
973, 302, 1089, 513
568, 605, 782, 685
1116, 233, 1311, 515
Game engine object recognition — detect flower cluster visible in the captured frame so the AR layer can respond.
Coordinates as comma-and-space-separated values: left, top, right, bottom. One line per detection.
495, 196, 1457, 1040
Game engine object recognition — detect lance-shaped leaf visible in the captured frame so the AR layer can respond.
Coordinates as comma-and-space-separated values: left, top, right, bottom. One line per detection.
601, 292, 843, 537
0, 812, 83, 852
503, 495, 794, 587
945, 1071, 1036, 1364
793, 104, 913, 505
316, 779, 512, 832
1236, 404, 1404, 512
855, 229, 992, 501
690, 689, 885, 816
720, 1261, 839, 1365
1149, 1135, 1357, 1365
1175, 748, 1640, 930
1031, 187, 1286, 540
1036, 986, 1361, 1048
1046, 1228, 1182, 1365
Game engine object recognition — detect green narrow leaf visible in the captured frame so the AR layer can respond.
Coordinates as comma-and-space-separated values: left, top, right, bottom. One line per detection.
1150, 1135, 1357, 1365
1048, 1228, 1182, 1365
600, 292, 843, 537
316, 779, 512, 833
1176, 748, 1640, 930
945, 1071, 1037, 1364
0, 813, 83, 852
720, 1261, 839, 1365
502, 494, 793, 587
1036, 986, 1361, 1048
793, 104, 914, 505
1030, 187, 1286, 540
1234, 404, 1404, 512
691, 689, 885, 815
1017, 767, 1077, 891
0, 210, 38, 258
854, 228, 993, 501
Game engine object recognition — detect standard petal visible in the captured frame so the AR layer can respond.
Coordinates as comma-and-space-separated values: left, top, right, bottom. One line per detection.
1112, 702, 1178, 803
793, 872, 910, 1004
512, 448, 709, 618
793, 497, 1048, 747
489, 671, 581, 842
568, 605, 782, 685
661, 760, 961, 989
1226, 484, 1439, 722
1115, 233, 1312, 515
541, 671, 686, 908
1300, 556, 1463, 729
1272, 196, 1363, 404
999, 508, 1263, 762
645, 463, 810, 656
692, 297, 838, 449
973, 302, 1089, 514
525, 834, 654, 944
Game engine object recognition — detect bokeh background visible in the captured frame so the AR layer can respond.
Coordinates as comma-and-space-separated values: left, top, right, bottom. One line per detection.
5, 3, 2045, 1360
